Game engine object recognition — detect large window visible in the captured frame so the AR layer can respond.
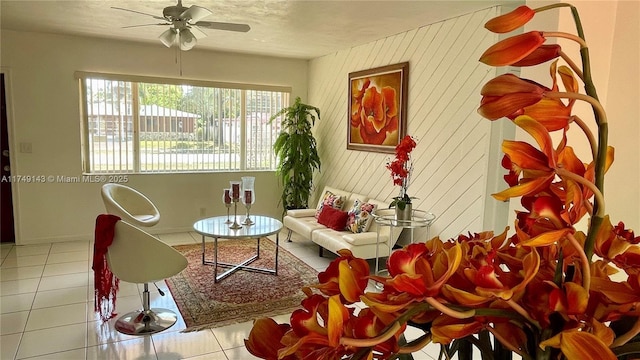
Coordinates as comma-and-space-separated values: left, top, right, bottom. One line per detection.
77, 72, 290, 173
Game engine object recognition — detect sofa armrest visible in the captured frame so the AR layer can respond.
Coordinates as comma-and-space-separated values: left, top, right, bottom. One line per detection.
286, 209, 317, 218
342, 232, 389, 246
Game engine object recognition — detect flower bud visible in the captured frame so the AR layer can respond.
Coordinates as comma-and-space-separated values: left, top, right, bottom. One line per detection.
485, 5, 535, 33
480, 32, 546, 67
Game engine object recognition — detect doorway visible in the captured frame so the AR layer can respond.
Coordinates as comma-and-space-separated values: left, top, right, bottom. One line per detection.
1, 73, 16, 243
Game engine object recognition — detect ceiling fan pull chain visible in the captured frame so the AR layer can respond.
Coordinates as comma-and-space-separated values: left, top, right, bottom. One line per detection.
179, 47, 183, 77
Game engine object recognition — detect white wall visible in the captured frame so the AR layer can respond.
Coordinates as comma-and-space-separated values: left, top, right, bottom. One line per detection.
520, 0, 640, 232
1, 30, 308, 244
596, 0, 639, 232
308, 7, 503, 240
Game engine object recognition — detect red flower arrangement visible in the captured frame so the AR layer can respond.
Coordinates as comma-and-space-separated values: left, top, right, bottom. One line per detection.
245, 4, 640, 360
387, 135, 416, 210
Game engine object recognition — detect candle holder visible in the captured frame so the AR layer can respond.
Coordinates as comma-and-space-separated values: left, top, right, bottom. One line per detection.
241, 177, 255, 225
229, 181, 243, 229
222, 188, 232, 224
242, 190, 254, 225
229, 200, 243, 229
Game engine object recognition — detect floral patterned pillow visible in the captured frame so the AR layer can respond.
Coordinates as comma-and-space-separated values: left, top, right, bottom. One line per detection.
345, 199, 377, 233
315, 191, 346, 219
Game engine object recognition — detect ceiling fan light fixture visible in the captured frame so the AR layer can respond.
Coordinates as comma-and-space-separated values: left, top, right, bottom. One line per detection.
179, 29, 197, 51
159, 28, 177, 47
113, 1, 251, 51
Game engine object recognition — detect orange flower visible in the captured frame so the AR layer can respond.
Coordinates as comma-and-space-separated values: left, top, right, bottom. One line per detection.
479, 31, 546, 67
358, 85, 399, 144
245, 318, 294, 360
478, 74, 546, 120
386, 241, 462, 297
315, 249, 369, 304
479, 62, 576, 131
484, 5, 535, 33
246, 6, 640, 360
540, 330, 617, 360
290, 294, 329, 336
512, 44, 562, 67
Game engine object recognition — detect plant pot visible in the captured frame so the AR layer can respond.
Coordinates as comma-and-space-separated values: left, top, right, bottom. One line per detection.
395, 203, 412, 221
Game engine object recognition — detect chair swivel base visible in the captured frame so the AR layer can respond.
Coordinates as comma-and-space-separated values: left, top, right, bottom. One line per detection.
115, 308, 178, 335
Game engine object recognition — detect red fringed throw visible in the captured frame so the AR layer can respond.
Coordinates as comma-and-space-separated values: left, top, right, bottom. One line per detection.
93, 214, 121, 322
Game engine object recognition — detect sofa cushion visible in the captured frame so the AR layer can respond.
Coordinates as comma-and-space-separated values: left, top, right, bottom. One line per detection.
283, 215, 327, 240
315, 191, 346, 219
317, 206, 349, 231
341, 231, 388, 246
345, 193, 369, 212
286, 208, 318, 218
312, 229, 391, 260
345, 199, 377, 234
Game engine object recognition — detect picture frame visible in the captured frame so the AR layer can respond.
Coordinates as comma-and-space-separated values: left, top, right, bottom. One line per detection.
347, 62, 409, 153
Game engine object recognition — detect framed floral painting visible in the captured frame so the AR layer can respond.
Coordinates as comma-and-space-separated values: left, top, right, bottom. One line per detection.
347, 62, 409, 153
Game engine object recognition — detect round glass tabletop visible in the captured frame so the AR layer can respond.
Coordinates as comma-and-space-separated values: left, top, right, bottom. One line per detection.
193, 215, 283, 239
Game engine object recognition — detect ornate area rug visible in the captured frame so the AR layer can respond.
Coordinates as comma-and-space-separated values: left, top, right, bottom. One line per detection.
166, 239, 318, 332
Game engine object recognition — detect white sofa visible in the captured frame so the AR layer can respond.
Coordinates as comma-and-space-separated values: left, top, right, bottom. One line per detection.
283, 186, 399, 260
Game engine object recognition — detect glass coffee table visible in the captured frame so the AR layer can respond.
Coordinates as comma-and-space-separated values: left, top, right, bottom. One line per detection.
193, 215, 283, 283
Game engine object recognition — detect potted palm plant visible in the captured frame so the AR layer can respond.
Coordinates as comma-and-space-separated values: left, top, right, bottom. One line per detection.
270, 97, 321, 212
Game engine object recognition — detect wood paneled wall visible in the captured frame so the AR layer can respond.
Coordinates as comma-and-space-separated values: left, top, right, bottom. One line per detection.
308, 6, 504, 241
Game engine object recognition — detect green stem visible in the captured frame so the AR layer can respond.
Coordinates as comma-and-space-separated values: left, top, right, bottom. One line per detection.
486, 326, 531, 359
341, 322, 402, 347
506, 299, 541, 330
569, 4, 607, 262
611, 316, 640, 347
397, 333, 432, 354
613, 341, 640, 357
545, 90, 608, 261
426, 297, 475, 319
536, 2, 606, 263
533, 3, 574, 13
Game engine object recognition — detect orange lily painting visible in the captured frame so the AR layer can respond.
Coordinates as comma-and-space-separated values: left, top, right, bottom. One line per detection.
246, 3, 639, 360
347, 62, 408, 154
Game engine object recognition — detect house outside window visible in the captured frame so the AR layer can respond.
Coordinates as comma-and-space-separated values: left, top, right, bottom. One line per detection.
78, 73, 290, 174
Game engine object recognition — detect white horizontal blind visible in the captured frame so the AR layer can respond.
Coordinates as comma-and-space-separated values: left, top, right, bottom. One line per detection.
80, 76, 289, 173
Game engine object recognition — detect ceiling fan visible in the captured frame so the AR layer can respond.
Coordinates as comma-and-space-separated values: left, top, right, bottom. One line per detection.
112, 0, 251, 51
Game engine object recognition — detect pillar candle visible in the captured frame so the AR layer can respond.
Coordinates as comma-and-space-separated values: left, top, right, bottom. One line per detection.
231, 183, 240, 199
244, 190, 252, 204
224, 189, 232, 204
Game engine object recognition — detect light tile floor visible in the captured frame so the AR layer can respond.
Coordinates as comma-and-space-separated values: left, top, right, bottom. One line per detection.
1, 230, 441, 360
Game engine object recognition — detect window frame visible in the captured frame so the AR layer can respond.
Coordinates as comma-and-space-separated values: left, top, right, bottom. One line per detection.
76, 71, 291, 174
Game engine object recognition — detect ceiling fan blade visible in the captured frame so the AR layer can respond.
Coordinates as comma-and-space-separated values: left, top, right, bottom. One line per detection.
194, 21, 251, 32
122, 23, 171, 29
111, 7, 166, 21
181, 5, 212, 23
189, 26, 208, 39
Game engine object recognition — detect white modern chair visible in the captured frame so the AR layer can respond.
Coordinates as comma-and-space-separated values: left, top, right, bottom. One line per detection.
106, 220, 188, 335
101, 183, 160, 227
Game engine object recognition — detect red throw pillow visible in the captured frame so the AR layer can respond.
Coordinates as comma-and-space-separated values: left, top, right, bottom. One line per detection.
317, 206, 349, 231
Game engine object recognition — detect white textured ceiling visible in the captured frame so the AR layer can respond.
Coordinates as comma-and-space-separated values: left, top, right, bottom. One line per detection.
0, 0, 514, 59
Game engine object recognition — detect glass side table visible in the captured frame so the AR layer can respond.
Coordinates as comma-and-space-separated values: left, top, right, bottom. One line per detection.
372, 208, 436, 287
